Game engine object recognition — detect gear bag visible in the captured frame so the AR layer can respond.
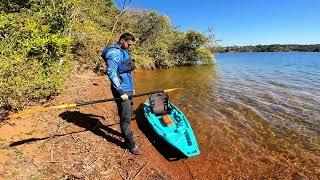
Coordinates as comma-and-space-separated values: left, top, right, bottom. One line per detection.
148, 92, 171, 116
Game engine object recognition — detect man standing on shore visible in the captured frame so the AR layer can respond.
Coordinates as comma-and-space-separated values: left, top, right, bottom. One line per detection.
102, 33, 139, 155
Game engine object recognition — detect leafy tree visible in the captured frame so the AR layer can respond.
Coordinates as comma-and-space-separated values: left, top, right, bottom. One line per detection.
0, 0, 74, 109
0, 0, 217, 110
170, 30, 214, 66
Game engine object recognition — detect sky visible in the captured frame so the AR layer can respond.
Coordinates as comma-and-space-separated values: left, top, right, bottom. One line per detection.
118, 0, 320, 46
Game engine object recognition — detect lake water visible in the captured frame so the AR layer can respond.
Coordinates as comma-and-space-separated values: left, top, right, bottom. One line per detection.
133, 52, 320, 178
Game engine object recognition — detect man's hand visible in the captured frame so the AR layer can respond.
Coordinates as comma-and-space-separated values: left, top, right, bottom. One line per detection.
120, 94, 129, 101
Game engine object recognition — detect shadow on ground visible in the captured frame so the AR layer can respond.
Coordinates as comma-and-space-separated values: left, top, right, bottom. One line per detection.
59, 111, 125, 148
9, 111, 125, 149
135, 103, 185, 161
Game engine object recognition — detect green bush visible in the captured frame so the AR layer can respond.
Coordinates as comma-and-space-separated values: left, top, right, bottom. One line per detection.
0, 0, 74, 110
0, 0, 217, 110
169, 30, 214, 66
0, 55, 72, 109
122, 11, 215, 68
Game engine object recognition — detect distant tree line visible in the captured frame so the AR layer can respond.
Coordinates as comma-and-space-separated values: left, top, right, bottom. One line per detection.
217, 44, 320, 53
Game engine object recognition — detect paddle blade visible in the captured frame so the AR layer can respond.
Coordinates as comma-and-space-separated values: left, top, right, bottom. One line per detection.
8, 103, 77, 120
163, 88, 183, 93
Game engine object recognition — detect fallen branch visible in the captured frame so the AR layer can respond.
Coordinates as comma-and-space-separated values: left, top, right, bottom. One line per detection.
50, 139, 56, 162
131, 161, 150, 180
116, 168, 127, 180
121, 149, 127, 160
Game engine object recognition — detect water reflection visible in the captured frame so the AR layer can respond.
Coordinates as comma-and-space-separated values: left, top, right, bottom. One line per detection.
133, 65, 217, 111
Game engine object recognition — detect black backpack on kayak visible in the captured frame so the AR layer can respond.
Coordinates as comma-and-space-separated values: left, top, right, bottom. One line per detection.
149, 92, 171, 116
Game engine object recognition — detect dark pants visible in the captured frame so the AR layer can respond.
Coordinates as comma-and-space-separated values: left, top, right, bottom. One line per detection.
111, 87, 135, 149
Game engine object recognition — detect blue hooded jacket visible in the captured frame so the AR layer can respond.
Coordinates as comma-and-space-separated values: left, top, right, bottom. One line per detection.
102, 44, 134, 95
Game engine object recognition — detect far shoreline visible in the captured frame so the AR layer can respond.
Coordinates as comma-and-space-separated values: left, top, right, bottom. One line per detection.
216, 44, 320, 53
216, 51, 320, 53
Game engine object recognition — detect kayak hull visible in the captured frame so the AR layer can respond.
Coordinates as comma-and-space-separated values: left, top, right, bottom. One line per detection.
143, 100, 200, 157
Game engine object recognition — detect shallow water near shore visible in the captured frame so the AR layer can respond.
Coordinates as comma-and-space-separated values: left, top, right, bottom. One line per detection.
133, 52, 320, 178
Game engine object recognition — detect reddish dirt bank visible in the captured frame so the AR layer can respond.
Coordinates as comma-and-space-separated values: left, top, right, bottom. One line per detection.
0, 71, 194, 179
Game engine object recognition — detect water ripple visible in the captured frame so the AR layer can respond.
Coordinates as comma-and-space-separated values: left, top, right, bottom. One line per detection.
134, 52, 320, 176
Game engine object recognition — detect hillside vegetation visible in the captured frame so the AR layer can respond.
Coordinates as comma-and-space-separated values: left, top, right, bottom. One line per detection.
0, 0, 215, 111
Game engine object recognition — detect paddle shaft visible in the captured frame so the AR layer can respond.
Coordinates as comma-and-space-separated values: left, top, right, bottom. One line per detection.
75, 89, 164, 107
8, 88, 182, 120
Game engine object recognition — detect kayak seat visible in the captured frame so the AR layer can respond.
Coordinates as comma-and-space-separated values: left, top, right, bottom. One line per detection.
162, 115, 174, 126
149, 92, 171, 116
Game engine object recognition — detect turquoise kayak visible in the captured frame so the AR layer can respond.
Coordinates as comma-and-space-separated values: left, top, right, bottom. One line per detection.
143, 99, 200, 158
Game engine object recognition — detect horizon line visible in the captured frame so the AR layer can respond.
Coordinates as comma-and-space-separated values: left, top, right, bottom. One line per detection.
220, 43, 320, 47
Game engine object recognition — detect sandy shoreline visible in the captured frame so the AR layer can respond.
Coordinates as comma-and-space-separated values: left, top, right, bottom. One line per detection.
0, 71, 195, 179
1, 70, 320, 179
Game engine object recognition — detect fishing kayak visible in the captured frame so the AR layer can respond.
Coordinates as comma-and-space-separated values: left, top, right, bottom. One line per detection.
143, 98, 200, 158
